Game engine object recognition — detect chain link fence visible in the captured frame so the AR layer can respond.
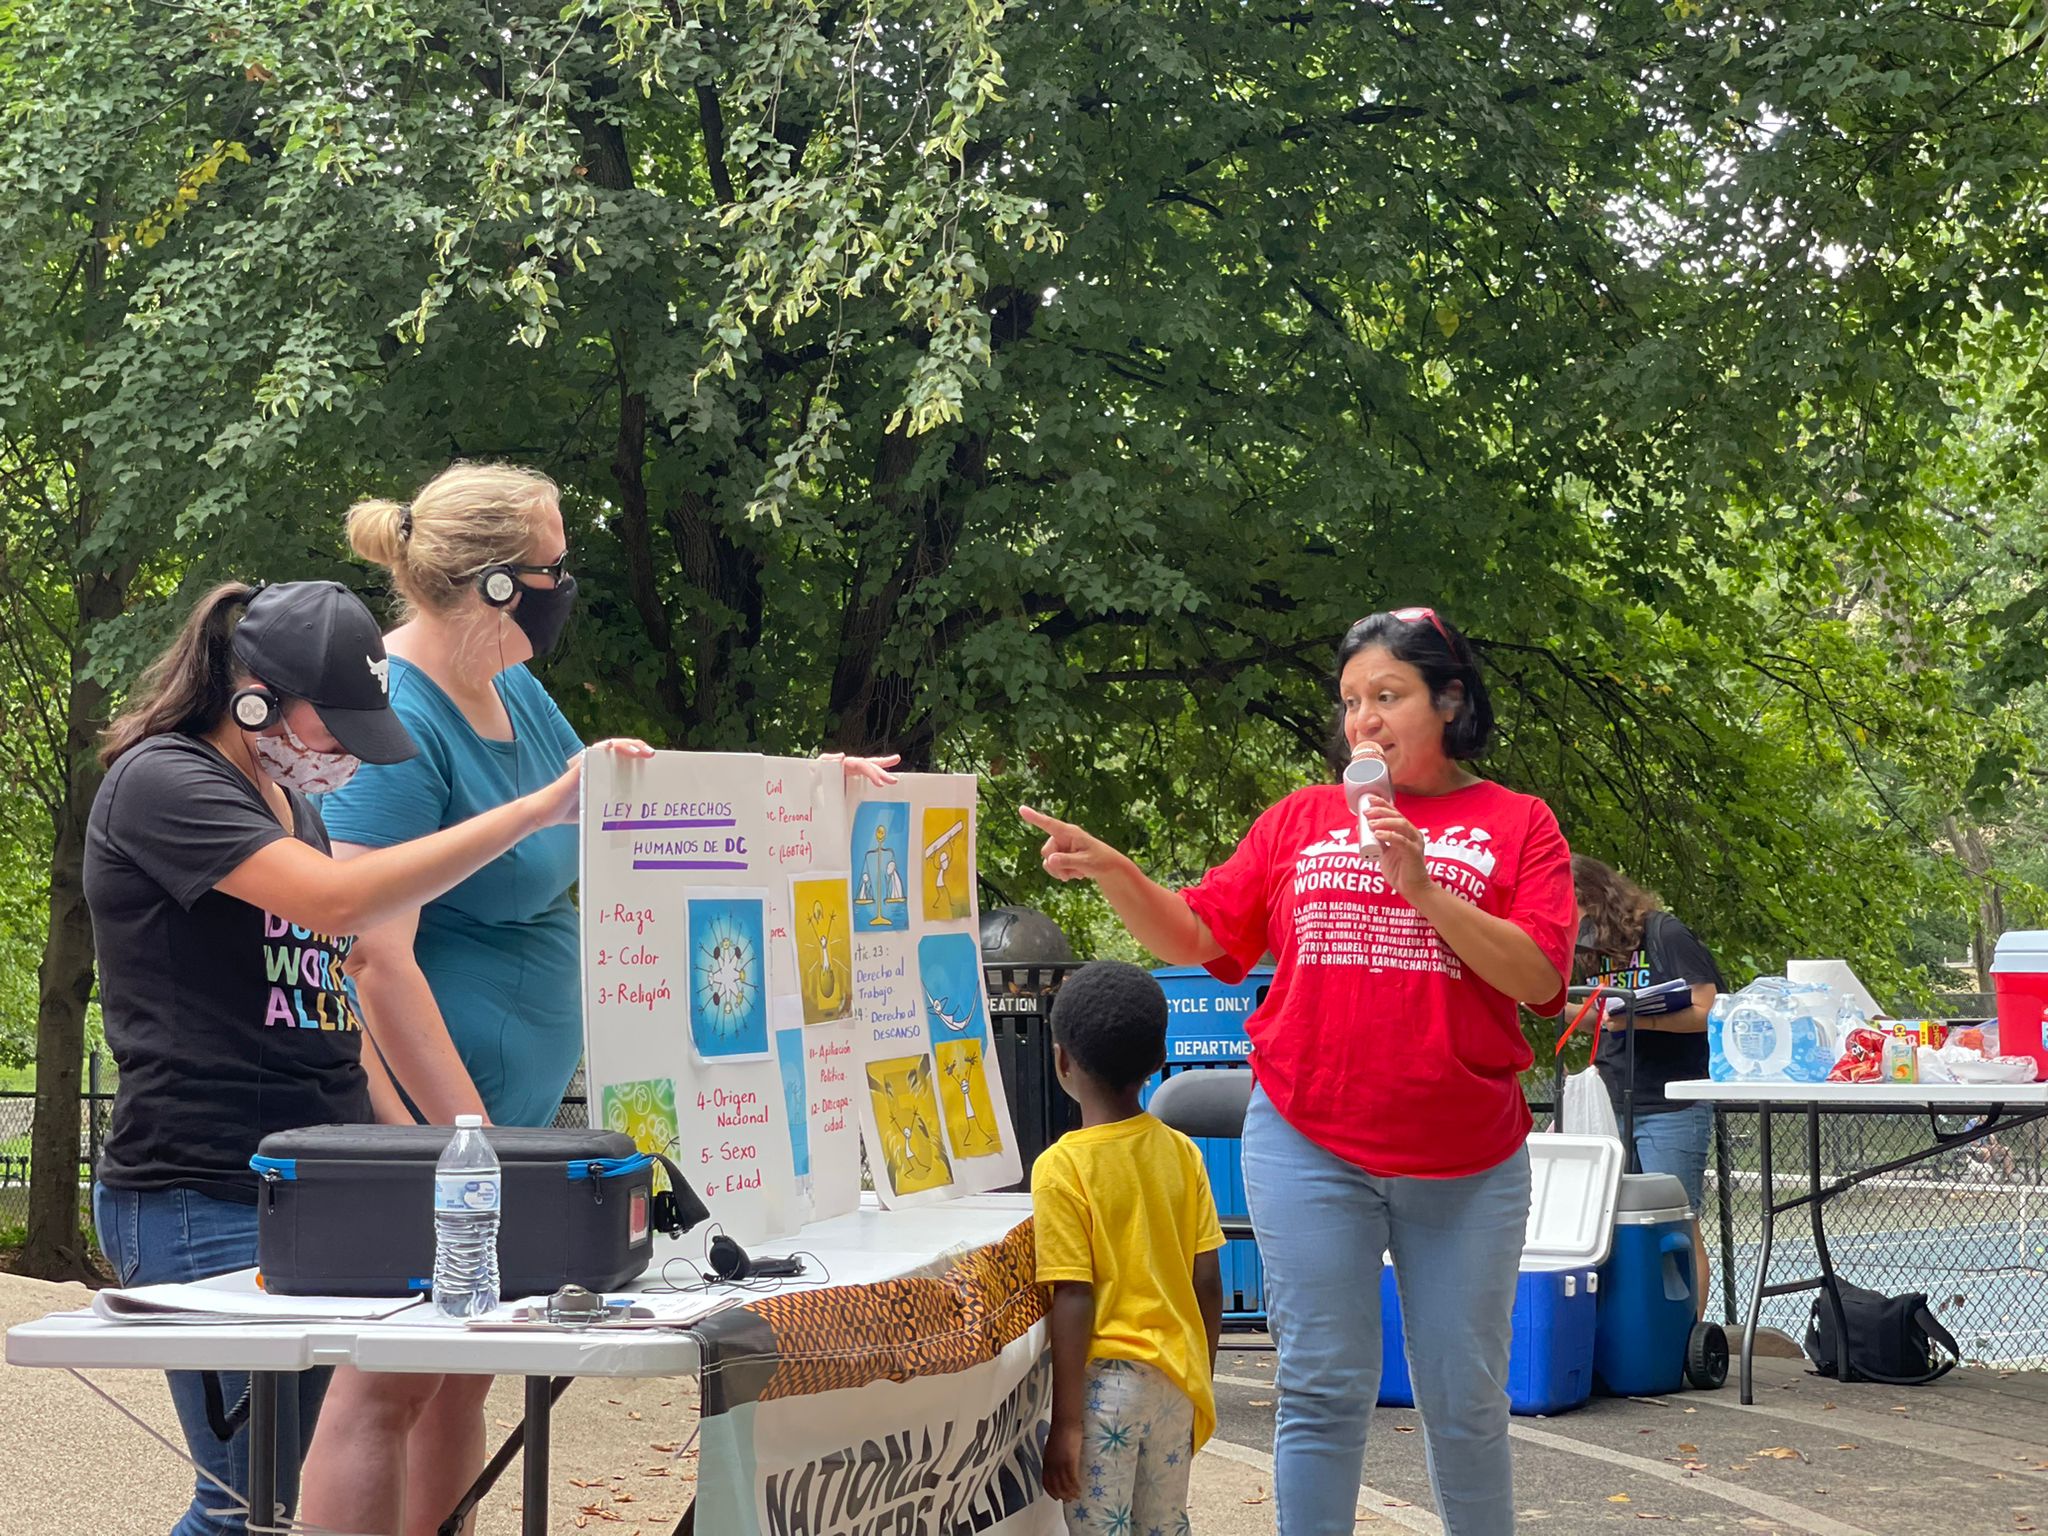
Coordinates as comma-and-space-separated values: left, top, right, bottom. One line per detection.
16, 1056, 2048, 1365
0, 1088, 115, 1234
1704, 1107, 2048, 1367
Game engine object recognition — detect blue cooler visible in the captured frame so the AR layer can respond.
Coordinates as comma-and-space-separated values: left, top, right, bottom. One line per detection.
1380, 1134, 1622, 1416
1593, 1172, 1697, 1396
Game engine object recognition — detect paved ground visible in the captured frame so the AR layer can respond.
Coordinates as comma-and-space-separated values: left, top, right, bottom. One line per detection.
8, 1275, 2048, 1535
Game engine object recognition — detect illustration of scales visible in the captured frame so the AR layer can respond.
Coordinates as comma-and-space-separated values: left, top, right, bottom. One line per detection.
854, 822, 905, 927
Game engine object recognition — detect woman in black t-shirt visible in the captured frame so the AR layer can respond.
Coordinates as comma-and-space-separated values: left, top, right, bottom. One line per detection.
87, 580, 644, 1536
1572, 854, 1725, 1320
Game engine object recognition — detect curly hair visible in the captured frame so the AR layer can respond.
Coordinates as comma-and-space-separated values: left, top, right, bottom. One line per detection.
1050, 961, 1169, 1091
1572, 854, 1664, 960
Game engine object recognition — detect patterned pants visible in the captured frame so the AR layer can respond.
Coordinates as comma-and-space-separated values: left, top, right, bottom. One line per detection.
1062, 1359, 1196, 1536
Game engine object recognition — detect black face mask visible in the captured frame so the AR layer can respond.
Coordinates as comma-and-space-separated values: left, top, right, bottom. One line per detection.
511, 575, 578, 657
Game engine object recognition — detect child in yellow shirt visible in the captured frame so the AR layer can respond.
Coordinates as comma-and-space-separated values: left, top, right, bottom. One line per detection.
1033, 961, 1226, 1534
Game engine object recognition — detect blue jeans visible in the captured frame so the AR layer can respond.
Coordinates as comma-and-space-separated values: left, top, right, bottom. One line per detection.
1242, 1087, 1528, 1536
93, 1184, 330, 1536
1632, 1103, 1711, 1212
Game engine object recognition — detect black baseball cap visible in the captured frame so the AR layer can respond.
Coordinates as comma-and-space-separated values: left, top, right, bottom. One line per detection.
232, 581, 418, 764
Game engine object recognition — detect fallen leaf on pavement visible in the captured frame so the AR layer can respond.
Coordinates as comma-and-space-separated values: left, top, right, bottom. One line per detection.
1678, 1444, 1697, 1454
1249, 1398, 1273, 1407
1609, 1494, 1632, 1503
1837, 1444, 1857, 1451
651, 1442, 678, 1453
1243, 1487, 1268, 1505
1393, 1425, 1416, 1434
1756, 1447, 1804, 1461
628, 1410, 643, 1420
1635, 1515, 1674, 1522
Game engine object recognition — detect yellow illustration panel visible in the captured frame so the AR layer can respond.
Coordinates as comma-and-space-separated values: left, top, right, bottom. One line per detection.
791, 874, 854, 1025
920, 808, 971, 923
935, 1037, 1003, 1159
865, 1053, 954, 1197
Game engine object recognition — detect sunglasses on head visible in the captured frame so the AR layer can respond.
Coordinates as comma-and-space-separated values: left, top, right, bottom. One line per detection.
1389, 605, 1453, 647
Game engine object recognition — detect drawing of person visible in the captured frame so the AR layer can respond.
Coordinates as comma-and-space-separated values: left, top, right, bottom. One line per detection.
944, 1046, 996, 1153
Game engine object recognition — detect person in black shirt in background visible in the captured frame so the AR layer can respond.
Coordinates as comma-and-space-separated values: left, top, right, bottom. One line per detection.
87, 580, 638, 1536
1572, 855, 1726, 1321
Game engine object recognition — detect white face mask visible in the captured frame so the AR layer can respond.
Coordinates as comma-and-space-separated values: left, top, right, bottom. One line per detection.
250, 718, 361, 795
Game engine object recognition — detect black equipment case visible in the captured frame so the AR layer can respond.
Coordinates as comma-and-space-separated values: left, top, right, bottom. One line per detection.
251, 1124, 709, 1297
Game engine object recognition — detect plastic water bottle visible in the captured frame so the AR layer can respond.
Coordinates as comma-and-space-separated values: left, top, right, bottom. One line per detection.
432, 1115, 501, 1318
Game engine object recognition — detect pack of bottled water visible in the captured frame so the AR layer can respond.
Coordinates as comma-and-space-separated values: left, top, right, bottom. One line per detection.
1708, 976, 1865, 1082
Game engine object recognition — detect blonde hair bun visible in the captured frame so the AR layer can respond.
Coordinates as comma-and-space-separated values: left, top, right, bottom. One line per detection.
348, 463, 558, 621
347, 498, 411, 570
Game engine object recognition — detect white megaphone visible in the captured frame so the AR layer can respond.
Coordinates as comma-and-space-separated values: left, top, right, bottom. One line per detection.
1342, 743, 1391, 862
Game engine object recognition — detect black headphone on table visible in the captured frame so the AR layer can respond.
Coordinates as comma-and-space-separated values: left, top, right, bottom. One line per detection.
707, 1233, 805, 1282
228, 684, 283, 732
476, 566, 521, 608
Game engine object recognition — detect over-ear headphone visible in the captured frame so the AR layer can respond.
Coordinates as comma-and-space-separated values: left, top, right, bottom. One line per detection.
229, 685, 282, 732
707, 1233, 805, 1282
476, 566, 520, 608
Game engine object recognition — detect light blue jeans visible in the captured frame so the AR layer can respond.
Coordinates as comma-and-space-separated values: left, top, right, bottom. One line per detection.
1242, 1087, 1529, 1536
94, 1184, 330, 1536
1631, 1102, 1712, 1213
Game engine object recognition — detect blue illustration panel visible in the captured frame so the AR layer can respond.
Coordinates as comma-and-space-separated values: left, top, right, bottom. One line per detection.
919, 932, 990, 1050
776, 1027, 811, 1179
687, 896, 769, 1060
849, 801, 911, 931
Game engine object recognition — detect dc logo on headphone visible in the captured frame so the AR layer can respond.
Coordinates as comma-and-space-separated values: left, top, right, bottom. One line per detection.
230, 686, 281, 731
478, 568, 519, 607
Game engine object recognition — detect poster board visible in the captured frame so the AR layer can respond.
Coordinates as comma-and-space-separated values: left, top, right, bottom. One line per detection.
580, 754, 1020, 1242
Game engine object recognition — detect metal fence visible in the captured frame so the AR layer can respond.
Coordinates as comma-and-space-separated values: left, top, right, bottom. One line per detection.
0, 1088, 115, 1234
1704, 1108, 2048, 1367
16, 1066, 2048, 1368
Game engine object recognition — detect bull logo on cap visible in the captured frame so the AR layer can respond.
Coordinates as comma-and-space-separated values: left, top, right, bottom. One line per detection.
366, 654, 389, 695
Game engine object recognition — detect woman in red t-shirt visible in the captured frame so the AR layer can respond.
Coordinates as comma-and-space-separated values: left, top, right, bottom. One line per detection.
1023, 608, 1574, 1536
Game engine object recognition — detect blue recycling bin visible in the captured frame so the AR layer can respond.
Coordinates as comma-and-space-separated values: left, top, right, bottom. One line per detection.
1143, 964, 1272, 1323
1593, 1172, 1698, 1397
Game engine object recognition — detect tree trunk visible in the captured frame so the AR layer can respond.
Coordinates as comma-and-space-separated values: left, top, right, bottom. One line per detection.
1946, 815, 2004, 995
20, 564, 123, 1280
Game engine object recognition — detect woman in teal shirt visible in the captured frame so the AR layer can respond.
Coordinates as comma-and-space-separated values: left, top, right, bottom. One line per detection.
299, 462, 894, 1535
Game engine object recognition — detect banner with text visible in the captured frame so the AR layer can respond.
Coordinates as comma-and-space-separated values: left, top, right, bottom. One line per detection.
692, 1220, 1059, 1536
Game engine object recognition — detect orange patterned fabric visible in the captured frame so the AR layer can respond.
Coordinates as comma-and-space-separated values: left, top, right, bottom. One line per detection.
736, 1218, 1047, 1403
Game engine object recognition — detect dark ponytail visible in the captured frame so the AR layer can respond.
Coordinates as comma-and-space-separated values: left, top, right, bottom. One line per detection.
100, 583, 257, 767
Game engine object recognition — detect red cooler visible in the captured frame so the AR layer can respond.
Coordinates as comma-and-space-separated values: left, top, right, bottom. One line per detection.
1991, 931, 2048, 1080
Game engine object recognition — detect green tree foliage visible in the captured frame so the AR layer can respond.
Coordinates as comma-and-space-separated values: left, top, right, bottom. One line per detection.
4, 0, 2048, 1272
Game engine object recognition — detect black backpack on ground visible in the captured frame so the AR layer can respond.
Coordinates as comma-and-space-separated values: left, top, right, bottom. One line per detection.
1805, 1281, 1960, 1386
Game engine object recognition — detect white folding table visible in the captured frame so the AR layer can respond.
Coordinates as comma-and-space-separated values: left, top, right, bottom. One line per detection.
1667, 1079, 2048, 1403
6, 1193, 1032, 1536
